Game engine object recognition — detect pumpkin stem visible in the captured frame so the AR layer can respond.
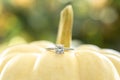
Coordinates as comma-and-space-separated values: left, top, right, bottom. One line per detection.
56, 5, 73, 48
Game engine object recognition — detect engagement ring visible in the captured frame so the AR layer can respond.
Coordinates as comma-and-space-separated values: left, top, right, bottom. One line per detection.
46, 44, 74, 54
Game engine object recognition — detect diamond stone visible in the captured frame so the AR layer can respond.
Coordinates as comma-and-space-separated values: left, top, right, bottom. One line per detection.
55, 45, 64, 54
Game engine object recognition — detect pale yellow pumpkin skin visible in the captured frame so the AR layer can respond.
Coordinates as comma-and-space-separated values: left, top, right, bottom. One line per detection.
100, 49, 120, 75
78, 44, 120, 76
0, 42, 120, 80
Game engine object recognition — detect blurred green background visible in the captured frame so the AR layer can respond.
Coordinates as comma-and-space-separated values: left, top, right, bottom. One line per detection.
0, 0, 120, 51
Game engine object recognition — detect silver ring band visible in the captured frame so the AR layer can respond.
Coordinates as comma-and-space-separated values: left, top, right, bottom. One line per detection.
46, 48, 74, 50
46, 44, 74, 54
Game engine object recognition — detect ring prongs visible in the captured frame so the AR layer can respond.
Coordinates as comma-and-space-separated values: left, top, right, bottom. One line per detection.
55, 45, 64, 54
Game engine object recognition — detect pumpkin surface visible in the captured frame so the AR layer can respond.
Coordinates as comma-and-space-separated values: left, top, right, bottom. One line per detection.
0, 42, 120, 80
78, 44, 120, 75
0, 5, 120, 80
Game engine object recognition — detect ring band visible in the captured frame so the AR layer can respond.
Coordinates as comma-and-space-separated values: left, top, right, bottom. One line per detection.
46, 44, 74, 54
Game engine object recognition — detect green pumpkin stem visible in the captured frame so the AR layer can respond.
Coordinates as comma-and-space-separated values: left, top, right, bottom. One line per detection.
56, 5, 73, 48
